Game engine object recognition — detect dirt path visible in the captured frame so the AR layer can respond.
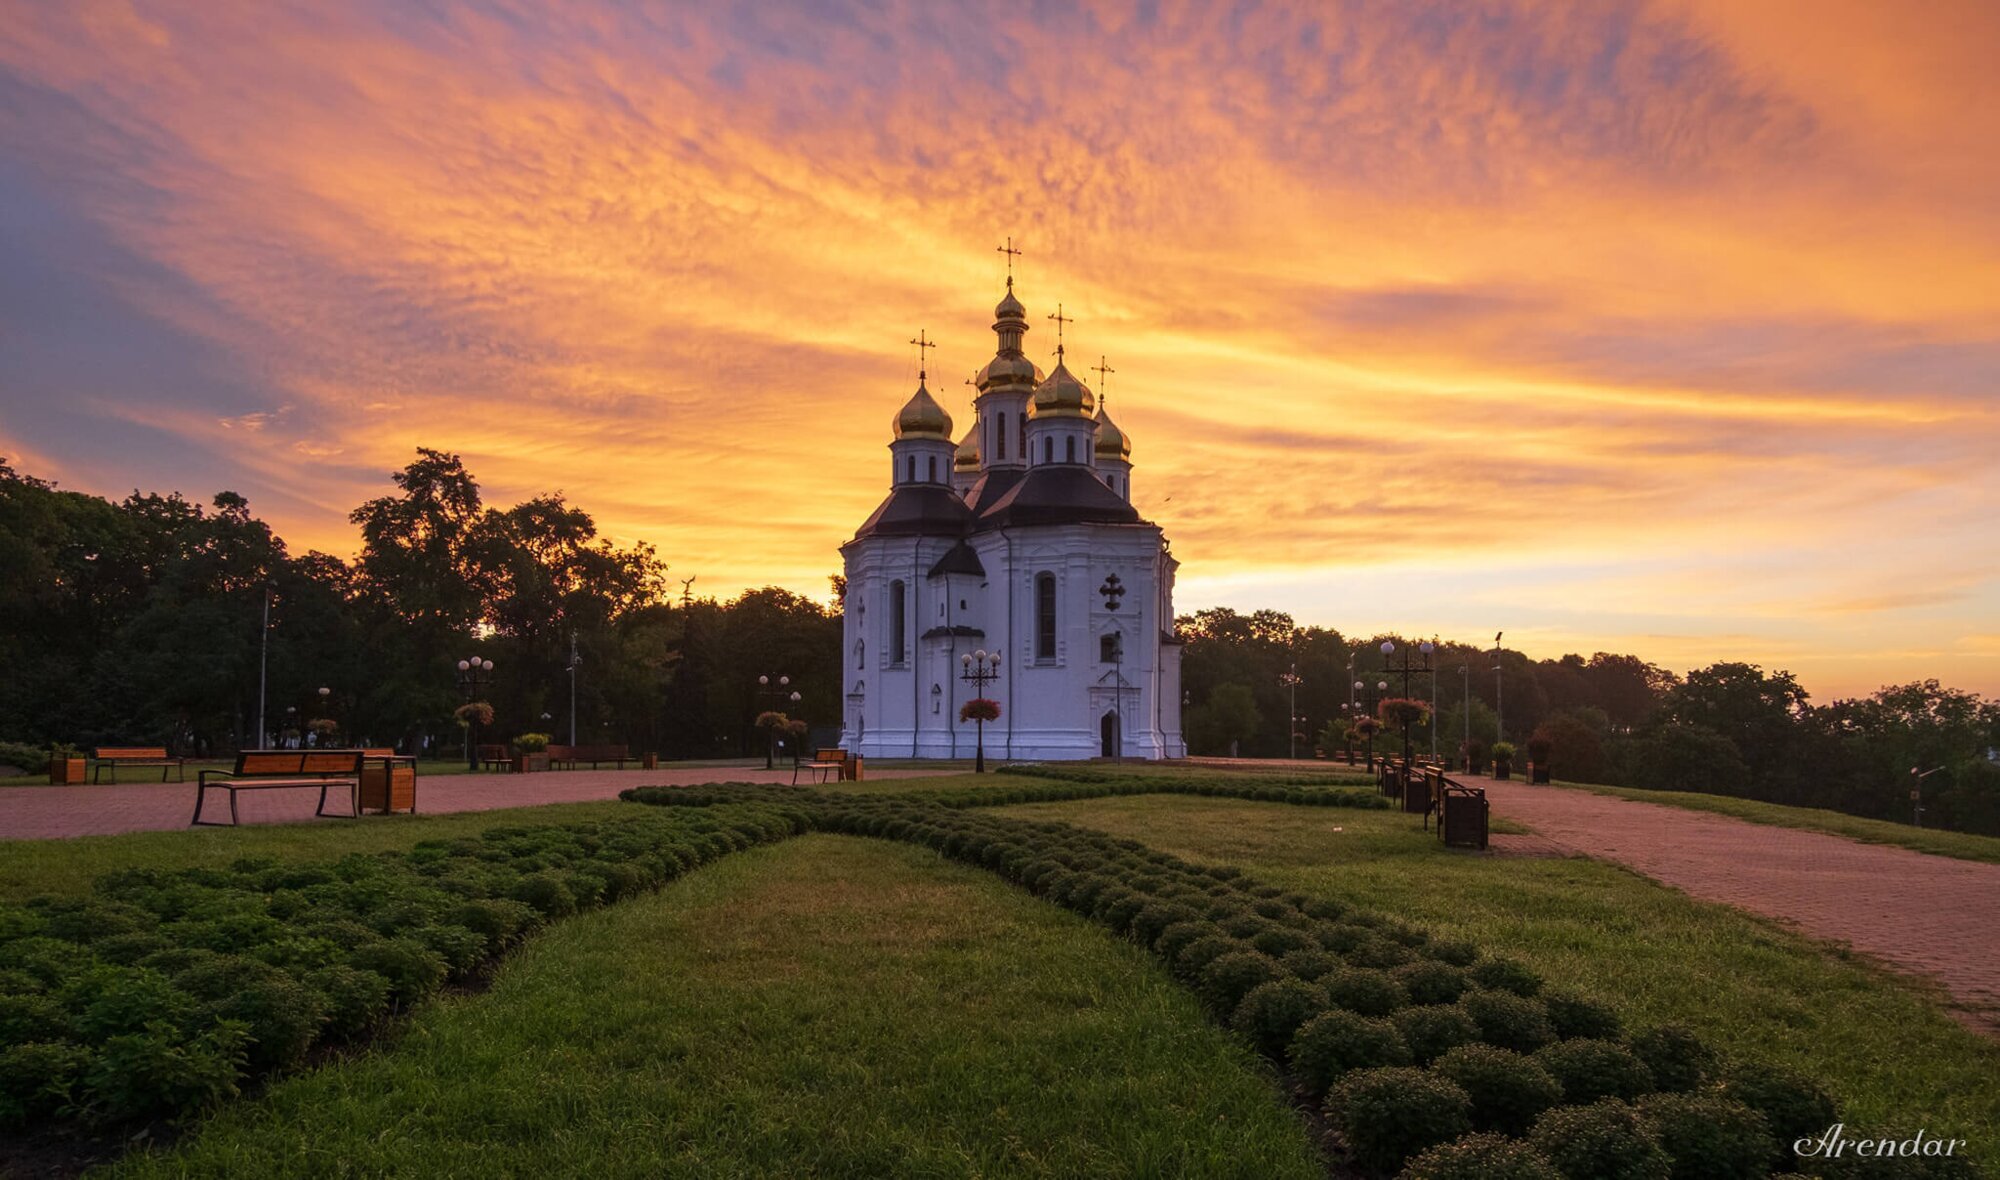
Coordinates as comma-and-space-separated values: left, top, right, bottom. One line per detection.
1481, 779, 2000, 1029
0, 766, 927, 840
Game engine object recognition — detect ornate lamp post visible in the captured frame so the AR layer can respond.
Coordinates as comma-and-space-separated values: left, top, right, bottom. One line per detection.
455, 656, 494, 770
1380, 638, 1435, 767
317, 686, 332, 747
1279, 664, 1303, 760
756, 674, 800, 769
960, 650, 1001, 773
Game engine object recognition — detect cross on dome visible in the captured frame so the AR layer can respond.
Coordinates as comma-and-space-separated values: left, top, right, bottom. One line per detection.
909, 329, 936, 382
1047, 304, 1072, 358
996, 236, 1022, 289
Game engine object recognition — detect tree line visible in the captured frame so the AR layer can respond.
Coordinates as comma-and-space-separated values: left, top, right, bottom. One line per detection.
1176, 607, 2000, 836
0, 454, 839, 764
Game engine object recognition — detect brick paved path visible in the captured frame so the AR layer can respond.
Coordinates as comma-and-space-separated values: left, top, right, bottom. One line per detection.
0, 766, 927, 841
1480, 779, 2000, 1026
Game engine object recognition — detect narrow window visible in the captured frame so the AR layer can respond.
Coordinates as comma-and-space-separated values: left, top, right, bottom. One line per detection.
1043, 437, 1053, 464
996, 414, 1007, 461
1018, 415, 1026, 458
1035, 572, 1056, 661
927, 455, 937, 482
889, 581, 907, 665
1066, 436, 1076, 463
856, 640, 865, 670
1099, 633, 1121, 664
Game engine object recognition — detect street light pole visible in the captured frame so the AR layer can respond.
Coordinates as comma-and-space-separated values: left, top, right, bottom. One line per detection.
960, 651, 1001, 773
1280, 664, 1303, 760
566, 632, 581, 748
1911, 766, 1943, 828
255, 580, 274, 749
1492, 631, 1505, 744
456, 657, 494, 771
1459, 664, 1471, 774
755, 674, 796, 769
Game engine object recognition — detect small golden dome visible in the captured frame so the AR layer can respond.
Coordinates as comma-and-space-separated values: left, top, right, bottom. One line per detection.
976, 351, 1042, 393
954, 429, 980, 471
892, 381, 953, 440
995, 284, 1027, 323
1030, 360, 1095, 419
1094, 407, 1131, 460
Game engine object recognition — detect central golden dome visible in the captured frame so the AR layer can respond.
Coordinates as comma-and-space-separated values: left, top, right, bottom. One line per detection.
1030, 360, 1095, 419
892, 381, 953, 440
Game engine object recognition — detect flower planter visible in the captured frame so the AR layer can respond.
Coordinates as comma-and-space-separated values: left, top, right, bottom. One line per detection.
512, 753, 550, 774
1492, 761, 1512, 781
49, 757, 86, 785
1530, 763, 1551, 784
642, 752, 658, 770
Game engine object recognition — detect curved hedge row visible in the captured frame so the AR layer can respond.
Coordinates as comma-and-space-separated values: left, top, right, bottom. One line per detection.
630, 774, 1390, 812
998, 762, 1375, 789
0, 804, 809, 1130
625, 787, 1975, 1180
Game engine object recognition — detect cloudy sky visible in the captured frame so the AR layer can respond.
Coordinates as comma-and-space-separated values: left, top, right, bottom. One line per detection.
2, 1, 1996, 699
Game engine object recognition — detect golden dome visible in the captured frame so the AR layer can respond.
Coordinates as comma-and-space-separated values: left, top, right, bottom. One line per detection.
1030, 360, 1095, 419
954, 429, 980, 471
976, 351, 1042, 393
892, 381, 953, 440
1094, 407, 1131, 460
995, 283, 1027, 323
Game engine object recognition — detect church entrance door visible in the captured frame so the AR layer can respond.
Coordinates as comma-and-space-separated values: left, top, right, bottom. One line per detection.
1100, 711, 1120, 759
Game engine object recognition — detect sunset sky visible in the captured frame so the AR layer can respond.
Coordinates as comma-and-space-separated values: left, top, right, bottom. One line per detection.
2, 1, 1996, 700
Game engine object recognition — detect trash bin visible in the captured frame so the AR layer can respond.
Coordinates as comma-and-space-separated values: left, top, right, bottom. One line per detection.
1439, 786, 1489, 850
844, 754, 864, 782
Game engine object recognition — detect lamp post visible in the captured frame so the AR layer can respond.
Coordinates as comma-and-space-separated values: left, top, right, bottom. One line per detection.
960, 650, 1001, 773
456, 657, 494, 771
1280, 664, 1303, 760
1379, 639, 1435, 767
1458, 665, 1472, 773
1492, 631, 1505, 744
566, 632, 582, 748
1911, 766, 1944, 828
756, 674, 799, 769
317, 686, 332, 747
255, 580, 275, 749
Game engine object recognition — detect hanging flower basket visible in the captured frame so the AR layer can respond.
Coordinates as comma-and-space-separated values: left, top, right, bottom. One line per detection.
959, 698, 1001, 723
1377, 697, 1432, 729
454, 701, 494, 727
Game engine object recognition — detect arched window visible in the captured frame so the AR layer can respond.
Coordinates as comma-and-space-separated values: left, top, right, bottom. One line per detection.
889, 581, 907, 665
855, 640, 865, 670
1018, 415, 1027, 459
927, 455, 937, 483
1043, 437, 1054, 464
995, 413, 1007, 461
1065, 436, 1076, 463
1035, 572, 1057, 661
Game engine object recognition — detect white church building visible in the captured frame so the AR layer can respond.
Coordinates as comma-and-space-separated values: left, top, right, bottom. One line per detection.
839, 276, 1186, 761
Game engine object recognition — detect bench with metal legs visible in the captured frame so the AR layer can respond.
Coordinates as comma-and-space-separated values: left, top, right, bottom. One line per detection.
192, 751, 364, 827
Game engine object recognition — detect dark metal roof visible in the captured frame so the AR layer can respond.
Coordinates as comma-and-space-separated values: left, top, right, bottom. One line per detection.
961, 466, 1023, 517
921, 625, 987, 640
976, 465, 1143, 528
851, 485, 973, 540
927, 540, 986, 579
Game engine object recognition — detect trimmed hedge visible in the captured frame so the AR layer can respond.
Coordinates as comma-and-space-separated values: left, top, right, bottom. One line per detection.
619, 783, 1925, 1180
0, 804, 808, 1128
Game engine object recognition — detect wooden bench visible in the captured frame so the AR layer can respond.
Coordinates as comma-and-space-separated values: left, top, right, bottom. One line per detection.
546, 743, 632, 770
192, 750, 363, 827
476, 744, 516, 772
92, 747, 186, 783
357, 748, 418, 814
794, 747, 849, 785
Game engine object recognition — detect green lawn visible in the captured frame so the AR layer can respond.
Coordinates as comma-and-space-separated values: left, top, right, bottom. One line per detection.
996, 793, 2000, 1171
103, 835, 1321, 1180
1538, 778, 2000, 865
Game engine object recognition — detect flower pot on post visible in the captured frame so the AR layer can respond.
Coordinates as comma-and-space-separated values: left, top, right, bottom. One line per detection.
1490, 742, 1516, 781
1525, 733, 1554, 784
511, 732, 551, 774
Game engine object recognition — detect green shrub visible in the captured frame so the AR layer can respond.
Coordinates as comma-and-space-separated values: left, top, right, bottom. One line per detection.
1717, 1061, 1838, 1146
1393, 959, 1469, 1006
1432, 1044, 1564, 1136
1154, 920, 1218, 964
1289, 1010, 1411, 1097
511, 873, 578, 918
1470, 955, 1542, 997
1347, 934, 1418, 969
1392, 1004, 1480, 1065
1174, 934, 1242, 981
0, 1040, 91, 1125
1324, 968, 1409, 1017
1542, 990, 1621, 1040
1627, 1025, 1717, 1094
1327, 1066, 1472, 1177
1251, 925, 1314, 958
1461, 990, 1555, 1053
1399, 1132, 1563, 1180
1536, 1039, 1655, 1105
1232, 977, 1326, 1055
1636, 1092, 1777, 1180
1130, 901, 1196, 947
1423, 939, 1480, 967
1279, 948, 1339, 982
176, 958, 327, 1071
84, 1019, 248, 1121
346, 938, 448, 1005
0, 992, 71, 1043
1529, 1100, 1671, 1180
67, 966, 197, 1039
1198, 950, 1281, 1016
305, 965, 392, 1041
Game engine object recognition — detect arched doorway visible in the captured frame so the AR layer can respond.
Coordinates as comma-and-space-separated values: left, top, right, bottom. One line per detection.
1100, 710, 1120, 759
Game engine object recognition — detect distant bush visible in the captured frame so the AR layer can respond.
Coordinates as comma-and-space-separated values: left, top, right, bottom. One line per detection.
1529, 1100, 1671, 1180
1460, 990, 1555, 1053
1541, 990, 1621, 1041
1636, 1092, 1777, 1180
1327, 1066, 1472, 1176
1534, 1038, 1655, 1105
1432, 1044, 1563, 1136
1627, 1025, 1717, 1094
1393, 959, 1469, 1006
0, 741, 57, 775
1391, 1004, 1480, 1065
1716, 1061, 1838, 1146
1469, 955, 1542, 997
1289, 1009, 1410, 1097
1198, 950, 1281, 1016
1231, 978, 1326, 1055
1399, 1132, 1563, 1180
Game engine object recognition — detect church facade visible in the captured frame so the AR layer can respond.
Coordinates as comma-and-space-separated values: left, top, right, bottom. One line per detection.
838, 278, 1186, 761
